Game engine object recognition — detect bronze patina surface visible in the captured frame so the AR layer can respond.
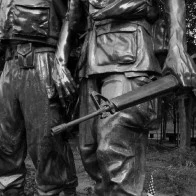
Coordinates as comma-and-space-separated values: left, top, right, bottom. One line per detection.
0, 0, 77, 195
54, 0, 196, 195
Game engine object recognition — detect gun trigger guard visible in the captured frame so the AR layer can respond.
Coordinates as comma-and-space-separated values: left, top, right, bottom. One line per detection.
90, 91, 115, 118
90, 91, 102, 110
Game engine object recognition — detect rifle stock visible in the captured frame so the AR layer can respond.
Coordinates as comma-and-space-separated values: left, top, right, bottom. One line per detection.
51, 74, 180, 136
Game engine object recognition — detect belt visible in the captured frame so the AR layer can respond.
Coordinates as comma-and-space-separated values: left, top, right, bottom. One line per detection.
5, 43, 56, 69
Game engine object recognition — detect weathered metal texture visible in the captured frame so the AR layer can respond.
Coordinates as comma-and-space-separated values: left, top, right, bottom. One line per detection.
79, 74, 156, 196
163, 0, 196, 88
0, 46, 78, 195
90, 0, 157, 21
79, 0, 162, 78
0, 0, 66, 46
0, 0, 78, 195
51, 74, 180, 135
55, 0, 196, 195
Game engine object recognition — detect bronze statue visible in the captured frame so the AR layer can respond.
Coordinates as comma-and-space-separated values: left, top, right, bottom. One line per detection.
53, 0, 196, 196
54, 0, 196, 195
0, 0, 78, 196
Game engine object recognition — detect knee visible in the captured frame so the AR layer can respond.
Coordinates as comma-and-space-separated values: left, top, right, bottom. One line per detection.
97, 141, 110, 161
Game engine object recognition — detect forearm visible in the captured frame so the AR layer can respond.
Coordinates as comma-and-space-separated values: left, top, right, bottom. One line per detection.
166, 0, 186, 49
92, 0, 148, 21
163, 0, 196, 88
56, 0, 82, 65
56, 22, 72, 66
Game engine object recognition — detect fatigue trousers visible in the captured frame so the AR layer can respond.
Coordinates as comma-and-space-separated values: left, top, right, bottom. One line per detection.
79, 74, 157, 196
0, 46, 77, 196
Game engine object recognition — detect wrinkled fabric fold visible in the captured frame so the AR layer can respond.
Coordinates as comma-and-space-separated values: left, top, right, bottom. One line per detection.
0, 48, 77, 195
79, 74, 157, 196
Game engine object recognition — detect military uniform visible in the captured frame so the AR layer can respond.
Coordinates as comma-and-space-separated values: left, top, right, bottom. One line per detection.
71, 1, 160, 195
55, 0, 196, 195
0, 0, 77, 195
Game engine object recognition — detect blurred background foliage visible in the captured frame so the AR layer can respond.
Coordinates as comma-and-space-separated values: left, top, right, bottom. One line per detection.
186, 0, 196, 55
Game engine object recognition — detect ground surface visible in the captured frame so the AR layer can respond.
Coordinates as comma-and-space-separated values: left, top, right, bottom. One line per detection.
24, 136, 196, 196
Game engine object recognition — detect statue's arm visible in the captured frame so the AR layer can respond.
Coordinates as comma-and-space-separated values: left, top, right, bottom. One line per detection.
91, 0, 155, 21
163, 0, 196, 88
52, 0, 84, 106
55, 0, 83, 66
166, 0, 186, 50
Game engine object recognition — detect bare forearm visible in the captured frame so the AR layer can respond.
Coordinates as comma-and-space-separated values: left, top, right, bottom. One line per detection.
166, 0, 186, 48
92, 0, 148, 21
56, 22, 72, 65
56, 0, 82, 65
163, 0, 196, 88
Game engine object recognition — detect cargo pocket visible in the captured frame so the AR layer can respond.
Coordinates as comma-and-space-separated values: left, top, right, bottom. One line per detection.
6, 4, 50, 38
96, 29, 138, 66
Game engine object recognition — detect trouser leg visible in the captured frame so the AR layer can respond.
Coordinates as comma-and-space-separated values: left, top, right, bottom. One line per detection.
95, 74, 157, 196
19, 51, 78, 196
96, 116, 148, 196
0, 48, 78, 196
79, 74, 157, 196
0, 61, 27, 195
79, 79, 102, 185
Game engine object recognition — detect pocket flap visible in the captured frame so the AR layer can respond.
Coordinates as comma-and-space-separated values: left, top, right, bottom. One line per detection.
96, 21, 138, 36
17, 43, 32, 56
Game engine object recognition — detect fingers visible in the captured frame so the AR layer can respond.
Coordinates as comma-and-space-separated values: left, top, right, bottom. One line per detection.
63, 67, 77, 91
53, 60, 77, 106
61, 67, 77, 96
55, 83, 66, 108
55, 57, 77, 88
52, 67, 70, 107
55, 80, 74, 107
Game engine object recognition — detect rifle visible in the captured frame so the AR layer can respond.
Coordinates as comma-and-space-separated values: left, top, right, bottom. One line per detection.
51, 74, 180, 136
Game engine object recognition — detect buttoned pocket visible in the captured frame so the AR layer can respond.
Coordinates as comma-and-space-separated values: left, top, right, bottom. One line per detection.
96, 25, 138, 66
5, 4, 50, 38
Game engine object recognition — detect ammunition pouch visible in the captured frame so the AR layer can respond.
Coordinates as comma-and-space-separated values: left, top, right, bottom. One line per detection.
0, 0, 62, 46
17, 43, 34, 69
5, 43, 35, 69
5, 43, 55, 69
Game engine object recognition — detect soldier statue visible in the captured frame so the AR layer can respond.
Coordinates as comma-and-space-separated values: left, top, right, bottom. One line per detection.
0, 0, 78, 196
54, 0, 196, 195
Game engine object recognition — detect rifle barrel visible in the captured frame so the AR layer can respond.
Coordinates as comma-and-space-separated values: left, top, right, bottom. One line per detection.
51, 75, 180, 136
51, 106, 111, 135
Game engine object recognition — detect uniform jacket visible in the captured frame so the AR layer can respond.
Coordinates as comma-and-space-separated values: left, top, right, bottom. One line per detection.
0, 0, 67, 46
71, 0, 162, 77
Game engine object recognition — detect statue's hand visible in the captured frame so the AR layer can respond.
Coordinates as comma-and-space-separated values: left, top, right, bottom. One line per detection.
163, 45, 196, 89
52, 57, 77, 108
